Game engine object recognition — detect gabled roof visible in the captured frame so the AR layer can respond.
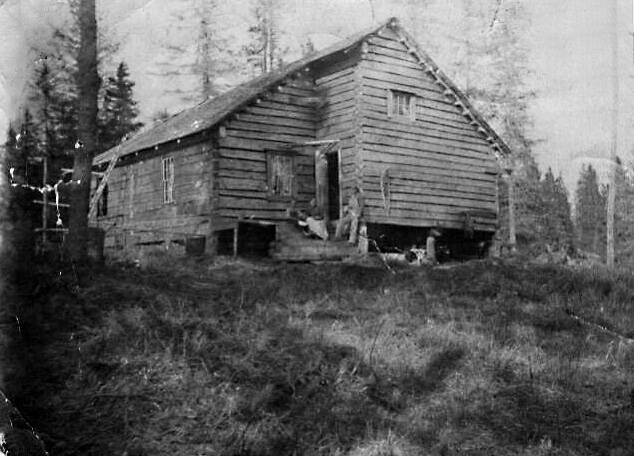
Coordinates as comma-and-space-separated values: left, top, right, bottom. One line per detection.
94, 17, 510, 166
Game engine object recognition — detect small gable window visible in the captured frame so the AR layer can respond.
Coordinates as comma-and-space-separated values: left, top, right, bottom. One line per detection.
162, 156, 175, 204
387, 89, 417, 121
267, 151, 295, 199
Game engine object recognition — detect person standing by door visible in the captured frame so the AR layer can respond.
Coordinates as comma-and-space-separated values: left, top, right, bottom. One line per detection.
335, 186, 364, 244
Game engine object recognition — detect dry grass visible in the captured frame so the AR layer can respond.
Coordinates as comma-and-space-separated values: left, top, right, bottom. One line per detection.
4, 255, 633, 455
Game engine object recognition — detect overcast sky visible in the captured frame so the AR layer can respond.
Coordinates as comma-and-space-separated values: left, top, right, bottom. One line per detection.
2, 0, 634, 194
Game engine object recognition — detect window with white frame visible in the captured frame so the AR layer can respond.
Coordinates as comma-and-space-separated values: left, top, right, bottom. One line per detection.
161, 156, 175, 204
387, 89, 417, 121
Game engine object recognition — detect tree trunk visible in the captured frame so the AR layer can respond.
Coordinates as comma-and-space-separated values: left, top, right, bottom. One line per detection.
606, 0, 619, 268
67, 0, 99, 261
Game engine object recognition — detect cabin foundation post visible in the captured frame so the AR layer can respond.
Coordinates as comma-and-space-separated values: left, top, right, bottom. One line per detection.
358, 222, 369, 254
232, 223, 239, 258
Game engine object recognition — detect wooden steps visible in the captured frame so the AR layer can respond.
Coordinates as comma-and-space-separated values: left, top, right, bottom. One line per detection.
271, 221, 358, 261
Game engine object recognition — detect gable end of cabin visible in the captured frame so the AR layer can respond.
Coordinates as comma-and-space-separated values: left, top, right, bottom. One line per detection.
355, 24, 502, 253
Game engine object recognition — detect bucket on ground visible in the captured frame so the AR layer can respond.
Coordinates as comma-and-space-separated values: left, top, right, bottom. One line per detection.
186, 235, 206, 256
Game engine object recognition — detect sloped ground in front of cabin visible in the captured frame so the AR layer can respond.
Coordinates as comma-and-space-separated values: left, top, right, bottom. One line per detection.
4, 254, 634, 455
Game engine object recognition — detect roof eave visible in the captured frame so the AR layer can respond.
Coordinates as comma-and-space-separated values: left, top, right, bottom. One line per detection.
388, 21, 512, 158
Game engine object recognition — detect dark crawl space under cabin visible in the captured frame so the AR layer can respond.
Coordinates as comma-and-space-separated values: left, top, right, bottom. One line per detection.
90, 17, 512, 262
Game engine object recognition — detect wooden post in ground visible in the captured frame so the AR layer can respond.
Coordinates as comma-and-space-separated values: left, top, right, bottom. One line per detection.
315, 148, 328, 221
41, 157, 48, 244
507, 171, 517, 252
232, 223, 239, 258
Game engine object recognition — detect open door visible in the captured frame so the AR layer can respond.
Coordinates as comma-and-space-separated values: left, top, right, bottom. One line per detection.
326, 150, 340, 221
315, 146, 341, 222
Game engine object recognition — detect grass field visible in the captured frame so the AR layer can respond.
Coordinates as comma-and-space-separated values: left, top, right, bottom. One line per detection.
4, 254, 634, 455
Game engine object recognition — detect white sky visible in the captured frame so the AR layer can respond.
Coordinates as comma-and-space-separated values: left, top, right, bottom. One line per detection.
2, 0, 634, 194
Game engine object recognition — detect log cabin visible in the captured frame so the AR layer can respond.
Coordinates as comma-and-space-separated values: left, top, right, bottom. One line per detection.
92, 17, 511, 261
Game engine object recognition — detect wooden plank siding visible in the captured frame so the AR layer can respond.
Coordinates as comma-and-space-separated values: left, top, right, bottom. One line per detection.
359, 30, 500, 231
215, 77, 319, 221
95, 142, 214, 247
315, 60, 361, 196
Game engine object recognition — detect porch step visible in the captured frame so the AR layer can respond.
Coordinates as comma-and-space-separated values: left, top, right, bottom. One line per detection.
271, 221, 358, 261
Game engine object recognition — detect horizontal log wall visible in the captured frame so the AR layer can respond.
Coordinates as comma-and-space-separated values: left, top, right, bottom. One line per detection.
215, 77, 318, 221
315, 61, 360, 195
95, 142, 214, 247
359, 29, 499, 231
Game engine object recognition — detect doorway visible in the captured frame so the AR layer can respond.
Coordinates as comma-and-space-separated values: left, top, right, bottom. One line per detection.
326, 150, 340, 221
315, 145, 341, 222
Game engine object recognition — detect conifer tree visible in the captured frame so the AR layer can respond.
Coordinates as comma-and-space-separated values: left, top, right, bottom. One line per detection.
244, 0, 286, 75
539, 168, 557, 244
575, 164, 606, 256
553, 173, 575, 250
510, 150, 542, 249
152, 0, 240, 105
5, 125, 19, 172
538, 168, 574, 251
18, 110, 39, 161
613, 159, 634, 264
31, 59, 77, 177
99, 61, 143, 152
4, 112, 40, 186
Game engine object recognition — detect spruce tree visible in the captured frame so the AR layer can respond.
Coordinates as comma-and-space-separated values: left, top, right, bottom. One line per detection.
5, 126, 19, 173
553, 174, 574, 251
511, 150, 542, 249
244, 0, 286, 75
613, 159, 634, 265
99, 61, 143, 152
152, 0, 240, 105
575, 164, 606, 256
31, 59, 77, 179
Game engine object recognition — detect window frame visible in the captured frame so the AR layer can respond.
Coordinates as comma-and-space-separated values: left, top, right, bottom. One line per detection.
266, 150, 296, 201
387, 89, 417, 121
161, 156, 175, 204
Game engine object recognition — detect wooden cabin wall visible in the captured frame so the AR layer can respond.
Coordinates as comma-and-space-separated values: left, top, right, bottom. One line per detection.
314, 52, 361, 199
95, 141, 213, 248
358, 28, 499, 232
215, 77, 317, 221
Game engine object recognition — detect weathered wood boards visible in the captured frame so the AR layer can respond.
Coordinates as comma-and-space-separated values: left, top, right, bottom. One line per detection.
94, 142, 214, 246
216, 78, 318, 221
316, 65, 359, 196
358, 29, 499, 231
